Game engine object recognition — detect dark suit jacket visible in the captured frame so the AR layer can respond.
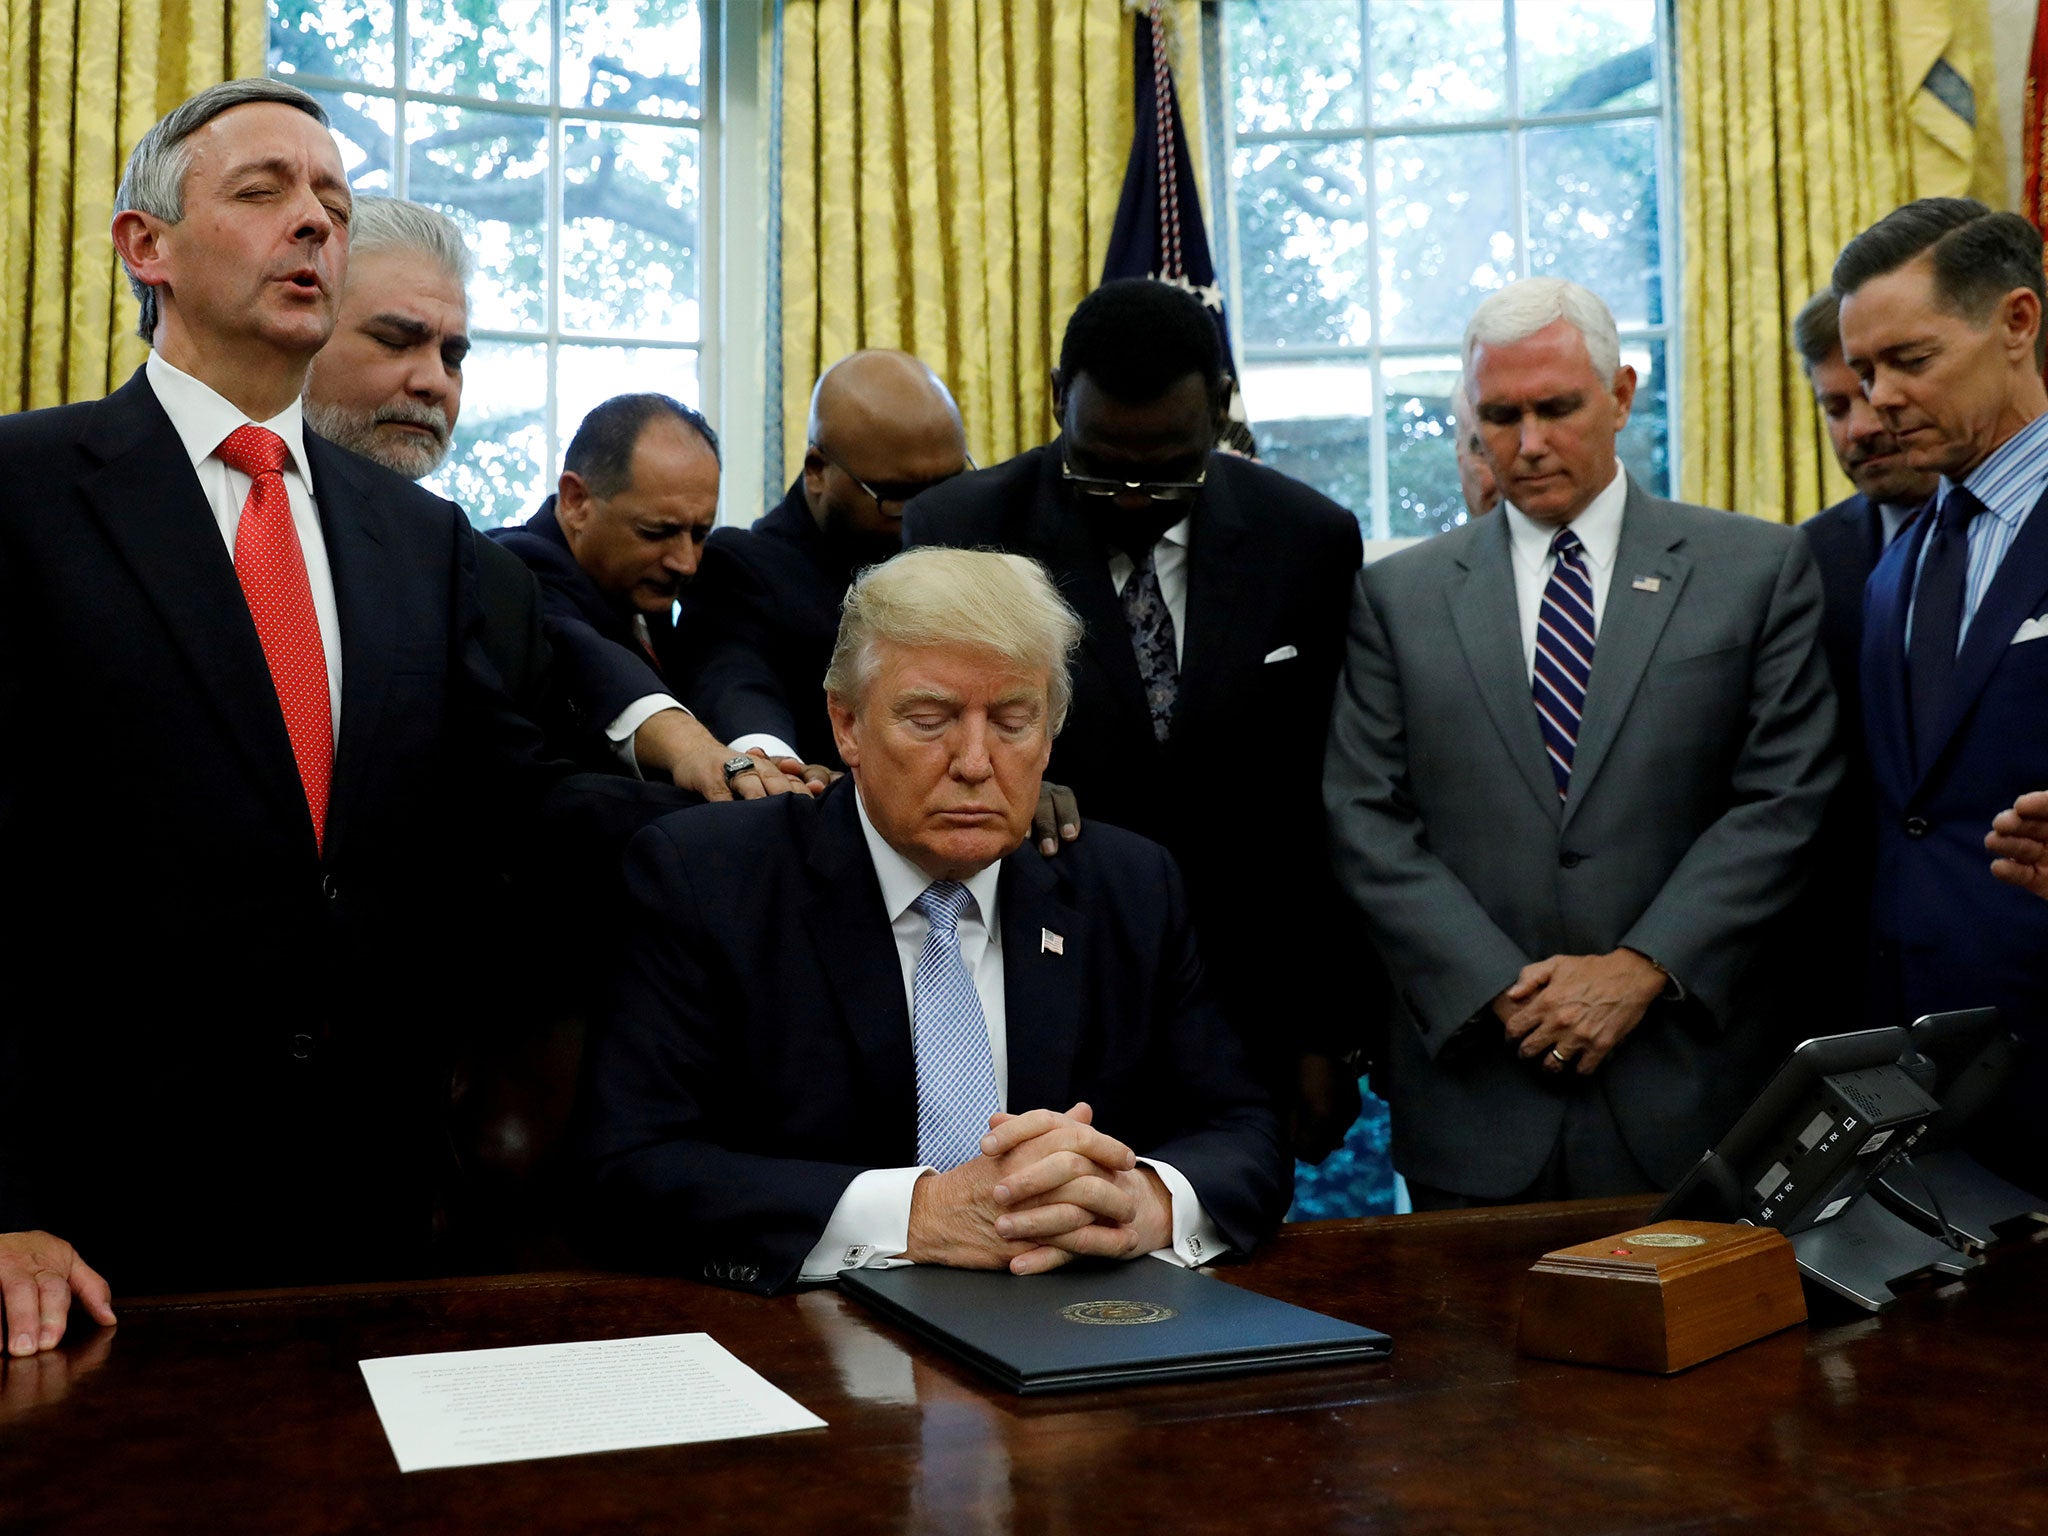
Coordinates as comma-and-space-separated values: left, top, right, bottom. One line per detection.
1324, 483, 1841, 1198
903, 443, 1374, 1072
0, 368, 572, 1291
685, 478, 854, 769
580, 779, 1291, 1294
491, 498, 696, 742
1863, 486, 2048, 1185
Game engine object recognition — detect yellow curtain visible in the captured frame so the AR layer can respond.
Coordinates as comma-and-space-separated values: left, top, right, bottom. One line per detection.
1679, 0, 2003, 523
776, 0, 1202, 484
0, 0, 265, 411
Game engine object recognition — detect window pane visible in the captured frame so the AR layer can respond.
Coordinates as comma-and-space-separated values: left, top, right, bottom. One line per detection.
1376, 132, 1514, 344
1525, 120, 1662, 327
1239, 361, 1374, 525
556, 345, 701, 444
564, 0, 703, 118
1228, 0, 1362, 135
407, 105, 548, 332
305, 89, 396, 192
1233, 140, 1372, 348
427, 341, 548, 529
409, 0, 548, 104
270, 0, 393, 88
561, 123, 700, 340
1382, 355, 1471, 538
1515, 0, 1659, 116
1617, 339, 1669, 497
1368, 1, 1506, 126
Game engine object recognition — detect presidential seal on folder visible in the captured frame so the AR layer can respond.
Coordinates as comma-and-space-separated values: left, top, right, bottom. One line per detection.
1517, 1219, 1806, 1374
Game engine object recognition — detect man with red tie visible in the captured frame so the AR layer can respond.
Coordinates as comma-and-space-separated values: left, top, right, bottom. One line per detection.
0, 79, 578, 1351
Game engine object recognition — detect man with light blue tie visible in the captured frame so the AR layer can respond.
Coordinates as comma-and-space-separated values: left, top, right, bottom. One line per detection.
1324, 278, 1840, 1208
1836, 198, 2048, 1193
580, 547, 1290, 1293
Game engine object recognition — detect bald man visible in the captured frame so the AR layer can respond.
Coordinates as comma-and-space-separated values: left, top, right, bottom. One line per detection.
688, 351, 974, 769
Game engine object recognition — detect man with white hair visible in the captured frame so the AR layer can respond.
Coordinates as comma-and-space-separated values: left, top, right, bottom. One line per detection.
1324, 277, 1840, 1207
582, 547, 1290, 1293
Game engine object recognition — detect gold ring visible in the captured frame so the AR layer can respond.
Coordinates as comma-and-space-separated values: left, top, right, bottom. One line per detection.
1547, 1046, 1569, 1064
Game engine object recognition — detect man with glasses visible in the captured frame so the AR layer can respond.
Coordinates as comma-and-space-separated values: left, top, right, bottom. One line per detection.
689, 351, 973, 772
904, 279, 1372, 1163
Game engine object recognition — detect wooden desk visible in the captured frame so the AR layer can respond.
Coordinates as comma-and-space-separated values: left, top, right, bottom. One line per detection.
5, 1198, 2043, 1534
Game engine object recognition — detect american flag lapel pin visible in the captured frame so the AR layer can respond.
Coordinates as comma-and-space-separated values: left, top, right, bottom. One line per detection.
1041, 928, 1065, 956
1631, 575, 1662, 593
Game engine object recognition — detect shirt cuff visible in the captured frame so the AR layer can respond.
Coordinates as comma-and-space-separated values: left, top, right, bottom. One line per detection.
728, 731, 799, 762
1135, 1157, 1229, 1269
605, 695, 688, 776
797, 1165, 931, 1281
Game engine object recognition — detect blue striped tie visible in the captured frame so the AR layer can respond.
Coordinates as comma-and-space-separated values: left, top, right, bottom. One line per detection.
1532, 527, 1595, 798
911, 881, 1002, 1170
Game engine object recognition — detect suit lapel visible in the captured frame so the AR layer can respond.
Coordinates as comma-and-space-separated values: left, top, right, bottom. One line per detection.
1176, 468, 1252, 735
798, 785, 918, 1133
1563, 485, 1690, 825
75, 371, 308, 829
1448, 514, 1561, 823
310, 436, 402, 859
1863, 516, 1923, 803
997, 847, 1083, 1116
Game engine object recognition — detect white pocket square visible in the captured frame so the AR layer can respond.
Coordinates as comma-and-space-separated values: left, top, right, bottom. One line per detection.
1263, 644, 1300, 664
2013, 616, 2048, 645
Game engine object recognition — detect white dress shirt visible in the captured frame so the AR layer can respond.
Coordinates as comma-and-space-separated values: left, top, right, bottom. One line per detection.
146, 350, 342, 737
1503, 467, 1628, 678
603, 613, 691, 774
1106, 515, 1192, 666
798, 784, 1225, 1279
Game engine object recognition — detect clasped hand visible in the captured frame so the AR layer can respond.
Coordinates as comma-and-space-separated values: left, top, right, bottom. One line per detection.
1493, 948, 1667, 1076
905, 1102, 1172, 1275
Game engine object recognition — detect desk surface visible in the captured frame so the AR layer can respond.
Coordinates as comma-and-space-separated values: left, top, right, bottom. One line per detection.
5, 1198, 2043, 1535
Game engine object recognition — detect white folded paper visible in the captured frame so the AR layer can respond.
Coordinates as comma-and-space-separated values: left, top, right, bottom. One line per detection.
359, 1332, 826, 1473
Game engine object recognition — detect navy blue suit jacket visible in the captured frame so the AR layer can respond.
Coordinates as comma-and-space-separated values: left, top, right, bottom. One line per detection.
1862, 484, 2048, 1182
580, 778, 1291, 1294
687, 478, 853, 769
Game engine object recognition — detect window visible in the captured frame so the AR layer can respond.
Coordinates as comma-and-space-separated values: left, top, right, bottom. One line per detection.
1213, 0, 1675, 539
269, 0, 711, 526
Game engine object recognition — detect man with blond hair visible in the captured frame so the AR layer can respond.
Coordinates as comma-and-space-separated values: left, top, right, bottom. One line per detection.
1324, 277, 1839, 1207
582, 547, 1290, 1293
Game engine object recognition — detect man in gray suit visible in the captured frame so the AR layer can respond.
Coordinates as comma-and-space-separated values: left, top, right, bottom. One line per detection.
1324, 278, 1841, 1207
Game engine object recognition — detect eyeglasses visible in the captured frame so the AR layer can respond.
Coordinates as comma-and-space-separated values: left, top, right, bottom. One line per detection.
1060, 455, 1209, 503
812, 444, 975, 510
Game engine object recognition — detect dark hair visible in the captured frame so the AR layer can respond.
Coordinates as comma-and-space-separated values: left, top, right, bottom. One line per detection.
1833, 198, 2048, 367
1791, 289, 1840, 373
1057, 278, 1225, 402
562, 393, 721, 498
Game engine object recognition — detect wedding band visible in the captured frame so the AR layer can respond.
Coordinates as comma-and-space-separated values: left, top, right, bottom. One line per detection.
1547, 1046, 1570, 1065
721, 754, 760, 781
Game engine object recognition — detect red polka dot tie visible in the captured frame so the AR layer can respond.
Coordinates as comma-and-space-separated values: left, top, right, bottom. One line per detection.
217, 424, 333, 851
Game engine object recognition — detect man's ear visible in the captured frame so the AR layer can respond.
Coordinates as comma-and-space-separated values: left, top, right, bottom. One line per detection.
826, 692, 861, 769
1048, 368, 1067, 426
555, 471, 591, 533
2000, 287, 2042, 367
111, 210, 169, 301
802, 444, 829, 499
1211, 374, 1234, 439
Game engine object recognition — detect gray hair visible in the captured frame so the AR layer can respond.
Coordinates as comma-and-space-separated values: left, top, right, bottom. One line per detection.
824, 549, 1083, 733
1462, 278, 1622, 385
349, 196, 474, 288
115, 78, 330, 341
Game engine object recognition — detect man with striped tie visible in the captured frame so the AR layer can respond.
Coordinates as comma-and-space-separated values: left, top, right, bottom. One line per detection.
1324, 278, 1840, 1209
580, 548, 1290, 1293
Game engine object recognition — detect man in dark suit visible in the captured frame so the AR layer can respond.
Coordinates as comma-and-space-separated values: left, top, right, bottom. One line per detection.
903, 279, 1370, 1162
1837, 199, 2048, 1191
493, 394, 824, 798
688, 350, 971, 771
0, 79, 596, 1349
1785, 288, 1940, 1022
1324, 278, 1840, 1208
582, 548, 1290, 1293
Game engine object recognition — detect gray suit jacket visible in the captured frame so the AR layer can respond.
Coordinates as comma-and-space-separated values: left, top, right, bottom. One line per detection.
1323, 480, 1841, 1197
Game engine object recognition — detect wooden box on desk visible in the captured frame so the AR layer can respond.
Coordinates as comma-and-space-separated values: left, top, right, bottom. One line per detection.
1517, 1219, 1806, 1374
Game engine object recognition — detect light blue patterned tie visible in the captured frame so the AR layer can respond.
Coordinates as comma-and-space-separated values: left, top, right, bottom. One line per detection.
911, 881, 1002, 1170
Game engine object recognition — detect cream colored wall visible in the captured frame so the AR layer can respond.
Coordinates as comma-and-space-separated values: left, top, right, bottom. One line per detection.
1992, 0, 2035, 207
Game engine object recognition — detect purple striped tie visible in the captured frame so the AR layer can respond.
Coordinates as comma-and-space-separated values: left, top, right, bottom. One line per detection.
1533, 527, 1594, 798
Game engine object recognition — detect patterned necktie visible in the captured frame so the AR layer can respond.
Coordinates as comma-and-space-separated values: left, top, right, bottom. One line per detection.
910, 881, 1002, 1171
216, 424, 333, 850
1532, 526, 1595, 799
1122, 543, 1179, 744
1907, 484, 1986, 776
